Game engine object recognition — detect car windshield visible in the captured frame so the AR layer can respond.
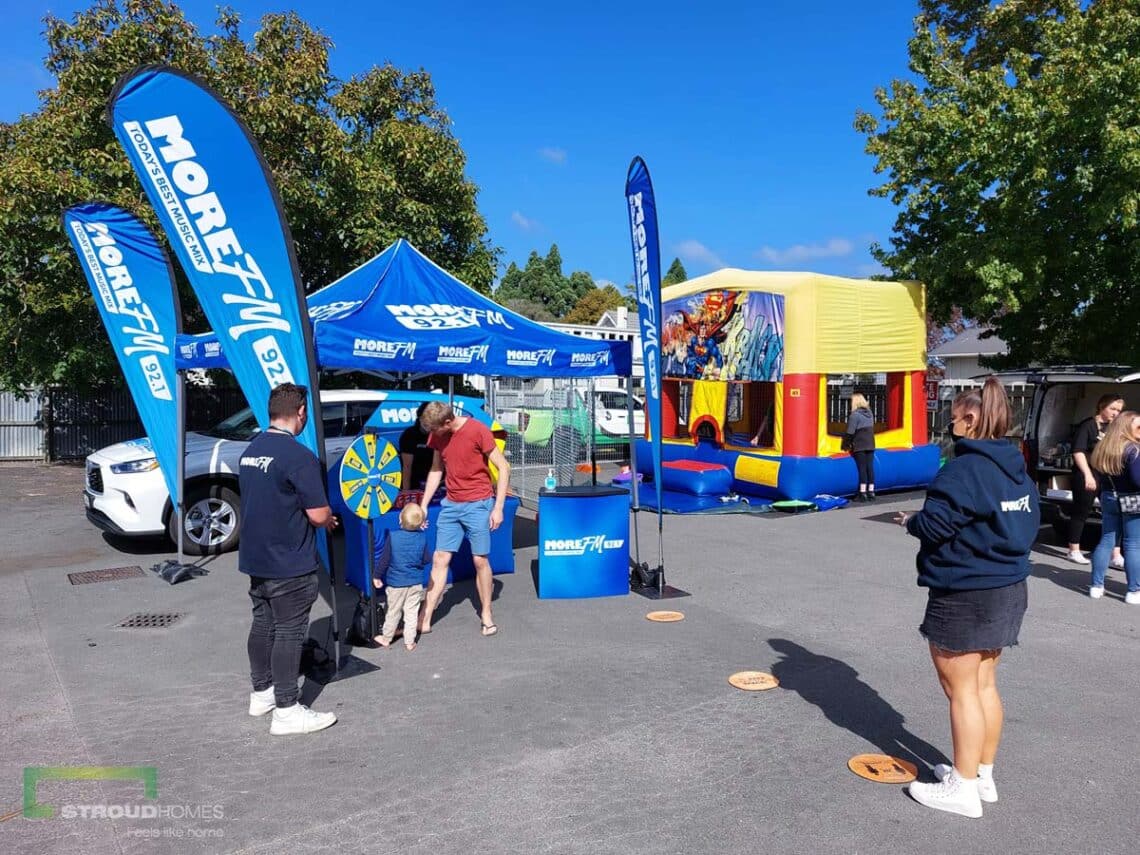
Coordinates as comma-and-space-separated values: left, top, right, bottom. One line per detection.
596, 391, 643, 411
202, 407, 261, 441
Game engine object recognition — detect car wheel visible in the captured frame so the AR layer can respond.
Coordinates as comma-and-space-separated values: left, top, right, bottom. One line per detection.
169, 484, 241, 555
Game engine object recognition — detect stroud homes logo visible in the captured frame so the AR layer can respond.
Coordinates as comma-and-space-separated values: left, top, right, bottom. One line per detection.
386, 303, 514, 331
352, 338, 417, 360
570, 351, 611, 368
505, 348, 555, 368
543, 535, 626, 557
21, 766, 224, 827
69, 221, 172, 402
437, 345, 490, 365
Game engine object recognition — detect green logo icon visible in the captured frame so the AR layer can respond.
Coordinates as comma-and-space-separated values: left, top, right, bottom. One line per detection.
23, 767, 158, 820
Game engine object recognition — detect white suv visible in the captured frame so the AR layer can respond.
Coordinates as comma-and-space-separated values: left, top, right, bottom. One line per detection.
83, 389, 494, 555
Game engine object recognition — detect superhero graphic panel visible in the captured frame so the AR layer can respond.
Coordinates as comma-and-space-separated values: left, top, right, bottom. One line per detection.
661, 290, 784, 382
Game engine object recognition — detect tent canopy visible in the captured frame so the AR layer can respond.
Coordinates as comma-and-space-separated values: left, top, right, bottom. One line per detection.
176, 239, 631, 377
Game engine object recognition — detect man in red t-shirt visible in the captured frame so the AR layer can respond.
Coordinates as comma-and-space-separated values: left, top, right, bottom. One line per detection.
417, 402, 511, 636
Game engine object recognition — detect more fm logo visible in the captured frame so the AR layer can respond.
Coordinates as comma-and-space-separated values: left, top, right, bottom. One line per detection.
352, 338, 417, 360
437, 344, 490, 365
570, 351, 611, 368
67, 219, 172, 402
375, 402, 467, 426
386, 303, 514, 331
119, 112, 297, 389
543, 534, 626, 557
505, 348, 555, 368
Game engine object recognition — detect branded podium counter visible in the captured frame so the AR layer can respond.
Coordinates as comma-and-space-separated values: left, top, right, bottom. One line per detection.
537, 485, 630, 598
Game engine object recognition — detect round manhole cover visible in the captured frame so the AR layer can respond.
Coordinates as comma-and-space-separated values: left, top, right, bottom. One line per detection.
728, 671, 779, 691
847, 754, 918, 783
646, 611, 684, 622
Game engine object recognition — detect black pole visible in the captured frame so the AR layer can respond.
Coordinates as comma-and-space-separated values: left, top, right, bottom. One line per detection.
367, 517, 378, 641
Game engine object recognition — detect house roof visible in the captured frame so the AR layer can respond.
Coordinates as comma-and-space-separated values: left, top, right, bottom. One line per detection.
598, 308, 638, 330
930, 326, 1007, 358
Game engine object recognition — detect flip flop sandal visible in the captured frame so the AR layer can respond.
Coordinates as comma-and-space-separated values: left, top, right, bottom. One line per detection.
480, 623, 499, 637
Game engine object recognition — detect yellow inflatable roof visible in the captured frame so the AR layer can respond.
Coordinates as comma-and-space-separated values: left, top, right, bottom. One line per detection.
663, 269, 926, 374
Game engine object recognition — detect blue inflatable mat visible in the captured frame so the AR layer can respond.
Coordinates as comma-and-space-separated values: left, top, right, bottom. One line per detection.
626, 485, 773, 515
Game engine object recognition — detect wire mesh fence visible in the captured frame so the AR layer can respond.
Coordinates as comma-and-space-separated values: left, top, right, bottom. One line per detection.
488, 377, 642, 507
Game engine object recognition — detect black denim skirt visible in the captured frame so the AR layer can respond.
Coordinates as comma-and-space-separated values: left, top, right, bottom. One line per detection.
919, 579, 1028, 653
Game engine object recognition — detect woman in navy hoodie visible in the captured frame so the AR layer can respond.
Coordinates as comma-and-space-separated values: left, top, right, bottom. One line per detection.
895, 378, 1039, 818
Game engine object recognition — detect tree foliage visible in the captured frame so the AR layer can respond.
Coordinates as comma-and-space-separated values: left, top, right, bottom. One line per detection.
662, 257, 688, 286
563, 284, 630, 325
856, 0, 1140, 366
0, 0, 497, 389
494, 244, 595, 318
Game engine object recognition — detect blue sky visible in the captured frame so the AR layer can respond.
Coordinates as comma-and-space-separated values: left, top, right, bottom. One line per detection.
0, 1, 920, 288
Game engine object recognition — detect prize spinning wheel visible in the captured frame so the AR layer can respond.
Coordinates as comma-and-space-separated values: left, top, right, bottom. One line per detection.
338, 433, 402, 520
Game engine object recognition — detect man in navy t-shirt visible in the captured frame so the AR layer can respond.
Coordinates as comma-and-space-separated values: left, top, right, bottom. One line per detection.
239, 383, 339, 736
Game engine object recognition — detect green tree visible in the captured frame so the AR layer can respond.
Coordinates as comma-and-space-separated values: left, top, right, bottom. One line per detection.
0, 0, 497, 390
493, 244, 595, 318
663, 257, 688, 286
501, 298, 556, 322
855, 0, 1140, 366
563, 284, 629, 325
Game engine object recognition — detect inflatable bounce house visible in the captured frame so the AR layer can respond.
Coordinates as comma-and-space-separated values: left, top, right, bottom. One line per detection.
634, 269, 940, 502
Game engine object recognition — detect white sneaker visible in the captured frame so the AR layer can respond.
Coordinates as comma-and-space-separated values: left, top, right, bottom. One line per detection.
1111, 556, 1126, 570
1125, 591, 1140, 605
1067, 551, 1090, 565
269, 703, 337, 736
1089, 586, 1105, 599
934, 763, 997, 803
248, 686, 276, 717
908, 768, 982, 818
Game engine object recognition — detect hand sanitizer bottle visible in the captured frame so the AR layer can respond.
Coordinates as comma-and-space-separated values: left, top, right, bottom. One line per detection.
544, 468, 557, 490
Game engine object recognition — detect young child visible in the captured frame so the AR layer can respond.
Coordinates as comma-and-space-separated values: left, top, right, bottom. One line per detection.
372, 503, 431, 651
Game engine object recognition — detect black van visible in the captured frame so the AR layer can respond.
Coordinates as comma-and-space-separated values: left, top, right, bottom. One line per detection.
1002, 365, 1140, 544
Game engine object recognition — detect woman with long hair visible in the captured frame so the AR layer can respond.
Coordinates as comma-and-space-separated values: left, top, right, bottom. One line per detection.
1067, 394, 1124, 565
843, 392, 876, 501
1087, 411, 1140, 603
896, 378, 1039, 818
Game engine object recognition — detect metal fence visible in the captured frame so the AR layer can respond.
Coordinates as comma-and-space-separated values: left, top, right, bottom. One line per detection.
487, 377, 638, 507
0, 386, 249, 461
926, 385, 1033, 456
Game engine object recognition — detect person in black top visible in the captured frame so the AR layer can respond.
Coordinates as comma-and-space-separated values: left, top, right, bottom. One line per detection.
1087, 411, 1140, 602
896, 378, 1040, 818
398, 402, 435, 496
842, 392, 877, 501
1067, 394, 1124, 565
239, 383, 339, 736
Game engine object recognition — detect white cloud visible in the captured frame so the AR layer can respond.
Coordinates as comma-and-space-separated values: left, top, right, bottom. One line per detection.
756, 238, 853, 266
538, 147, 567, 165
675, 239, 725, 270
511, 211, 540, 231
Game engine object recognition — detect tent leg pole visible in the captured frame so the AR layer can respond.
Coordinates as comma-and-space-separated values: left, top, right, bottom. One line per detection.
626, 380, 642, 568
176, 370, 186, 564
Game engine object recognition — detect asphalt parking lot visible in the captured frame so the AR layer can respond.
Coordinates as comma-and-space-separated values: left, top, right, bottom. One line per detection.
1, 463, 1138, 854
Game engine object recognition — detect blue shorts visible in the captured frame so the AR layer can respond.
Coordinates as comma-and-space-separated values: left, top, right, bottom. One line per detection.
435, 496, 493, 556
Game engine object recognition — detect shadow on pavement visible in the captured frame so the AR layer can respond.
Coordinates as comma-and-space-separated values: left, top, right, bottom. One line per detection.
1029, 546, 1129, 599
101, 532, 172, 555
768, 638, 948, 773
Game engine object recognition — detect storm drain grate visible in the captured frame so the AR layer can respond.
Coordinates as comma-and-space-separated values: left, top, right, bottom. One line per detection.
116, 612, 184, 629
68, 566, 146, 585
